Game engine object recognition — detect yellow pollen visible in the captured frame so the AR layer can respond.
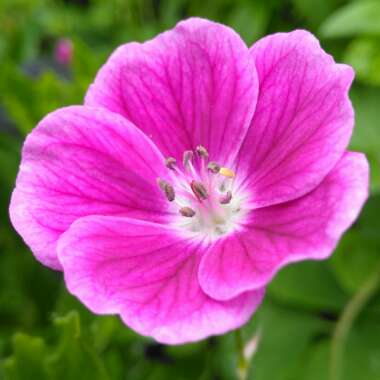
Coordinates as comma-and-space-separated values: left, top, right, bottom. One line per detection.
219, 167, 235, 178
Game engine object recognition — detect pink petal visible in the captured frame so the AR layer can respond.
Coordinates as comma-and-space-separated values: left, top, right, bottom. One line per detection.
57, 217, 264, 344
9, 106, 172, 270
235, 30, 354, 207
85, 18, 258, 165
199, 152, 369, 300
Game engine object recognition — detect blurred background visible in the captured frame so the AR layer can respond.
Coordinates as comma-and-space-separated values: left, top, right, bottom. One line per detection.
0, 0, 380, 379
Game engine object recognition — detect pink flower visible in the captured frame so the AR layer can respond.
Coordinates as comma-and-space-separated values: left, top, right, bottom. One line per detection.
10, 18, 368, 344
54, 38, 73, 66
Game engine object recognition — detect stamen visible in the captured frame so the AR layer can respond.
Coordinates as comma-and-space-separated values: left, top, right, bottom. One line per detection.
157, 178, 175, 201
165, 157, 176, 170
207, 161, 220, 174
196, 145, 209, 159
160, 146, 243, 238
219, 191, 232, 204
219, 167, 235, 178
179, 207, 196, 217
190, 180, 208, 201
183, 150, 194, 168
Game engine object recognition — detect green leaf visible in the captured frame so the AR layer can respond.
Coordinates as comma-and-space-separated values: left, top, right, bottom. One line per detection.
0, 132, 20, 189
331, 195, 380, 293
268, 261, 348, 312
228, 2, 269, 44
292, 0, 338, 28
247, 301, 328, 380
350, 87, 380, 154
2, 333, 50, 380
320, 1, 380, 38
1, 312, 116, 380
47, 311, 111, 380
343, 320, 380, 380
303, 321, 380, 380
209, 301, 330, 380
344, 38, 380, 86
349, 86, 380, 192
302, 341, 330, 380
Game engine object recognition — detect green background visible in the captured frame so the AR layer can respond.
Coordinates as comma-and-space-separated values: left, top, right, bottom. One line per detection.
0, 0, 380, 379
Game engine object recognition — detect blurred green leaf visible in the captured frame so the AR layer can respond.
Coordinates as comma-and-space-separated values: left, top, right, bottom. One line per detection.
331, 195, 380, 293
2, 333, 50, 380
0, 63, 82, 135
303, 320, 380, 380
47, 311, 110, 380
344, 38, 380, 86
320, 1, 380, 38
292, 0, 338, 28
0, 132, 20, 186
247, 302, 329, 380
350, 87, 380, 192
343, 320, 380, 380
302, 341, 330, 380
268, 261, 348, 312
228, 2, 268, 44
1, 312, 113, 380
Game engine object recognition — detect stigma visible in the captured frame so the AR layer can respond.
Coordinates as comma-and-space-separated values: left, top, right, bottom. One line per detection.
157, 146, 245, 239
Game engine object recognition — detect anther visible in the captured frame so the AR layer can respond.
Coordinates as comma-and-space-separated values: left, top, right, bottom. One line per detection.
179, 207, 196, 217
165, 157, 176, 170
157, 178, 175, 201
183, 150, 194, 168
207, 161, 220, 174
196, 145, 209, 159
219, 191, 232, 205
219, 167, 235, 178
190, 180, 208, 201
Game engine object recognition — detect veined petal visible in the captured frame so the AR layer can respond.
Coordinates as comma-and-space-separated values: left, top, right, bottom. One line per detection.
57, 217, 264, 344
199, 152, 369, 300
235, 30, 354, 207
85, 17, 258, 165
9, 106, 172, 270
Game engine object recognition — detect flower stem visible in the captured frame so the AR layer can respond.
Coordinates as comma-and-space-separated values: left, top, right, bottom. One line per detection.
329, 265, 380, 380
235, 329, 249, 380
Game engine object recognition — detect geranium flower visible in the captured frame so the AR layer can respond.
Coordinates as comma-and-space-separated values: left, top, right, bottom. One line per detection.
10, 18, 368, 344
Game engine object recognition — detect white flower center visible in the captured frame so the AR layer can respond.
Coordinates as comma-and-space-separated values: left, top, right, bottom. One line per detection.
157, 146, 248, 241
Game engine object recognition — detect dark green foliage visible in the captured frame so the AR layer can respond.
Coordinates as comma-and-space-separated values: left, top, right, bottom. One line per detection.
1, 1, 380, 379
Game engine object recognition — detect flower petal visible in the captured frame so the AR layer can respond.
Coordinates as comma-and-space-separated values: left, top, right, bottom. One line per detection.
235, 30, 354, 207
9, 106, 172, 270
57, 216, 264, 344
199, 152, 368, 300
85, 18, 258, 165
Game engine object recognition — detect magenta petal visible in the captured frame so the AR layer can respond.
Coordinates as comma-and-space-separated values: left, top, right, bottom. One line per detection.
199, 152, 369, 300
57, 216, 264, 344
9, 106, 172, 270
235, 30, 354, 207
85, 18, 258, 164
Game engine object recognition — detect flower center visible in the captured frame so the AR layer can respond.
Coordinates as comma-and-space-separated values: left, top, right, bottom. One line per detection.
157, 146, 247, 240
